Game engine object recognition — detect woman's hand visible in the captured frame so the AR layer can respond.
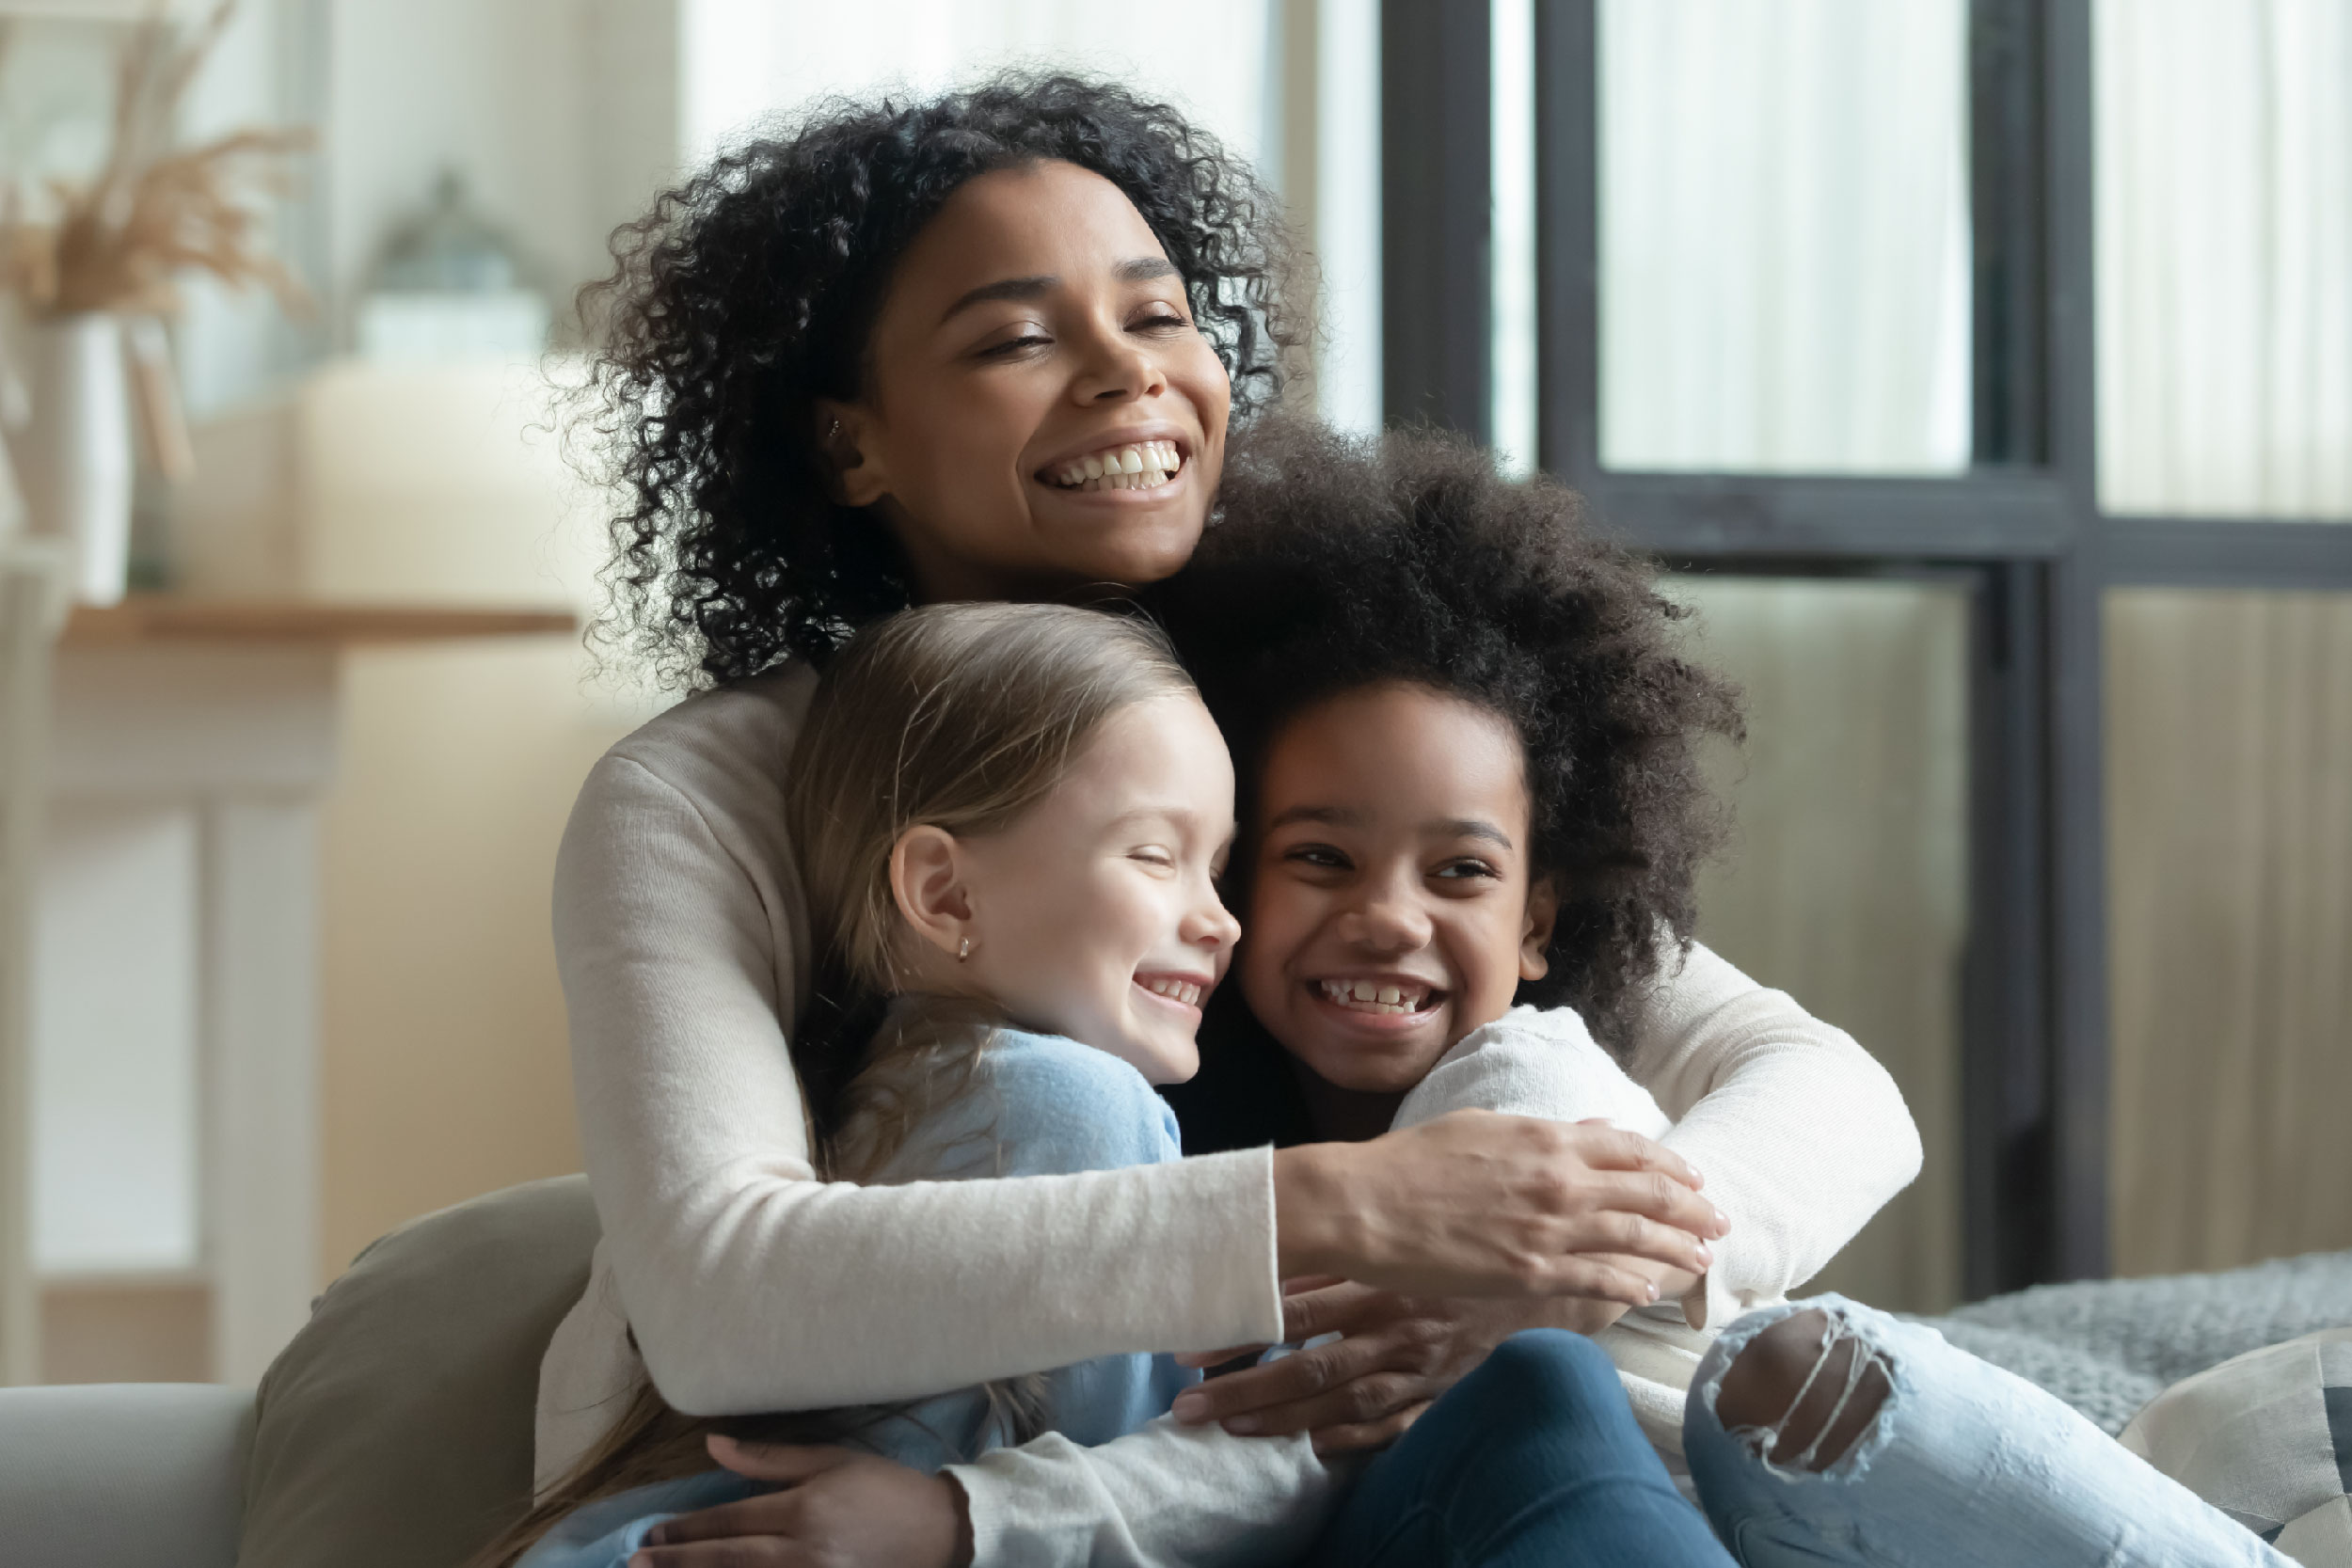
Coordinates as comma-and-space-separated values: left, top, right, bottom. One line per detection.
1169, 1260, 1703, 1454
630, 1435, 973, 1568
1273, 1110, 1725, 1300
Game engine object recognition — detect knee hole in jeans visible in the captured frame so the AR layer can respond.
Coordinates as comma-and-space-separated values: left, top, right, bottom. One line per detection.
1713, 1309, 1892, 1473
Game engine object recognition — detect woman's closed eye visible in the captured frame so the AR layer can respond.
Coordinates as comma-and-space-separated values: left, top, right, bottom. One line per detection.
977, 329, 1053, 359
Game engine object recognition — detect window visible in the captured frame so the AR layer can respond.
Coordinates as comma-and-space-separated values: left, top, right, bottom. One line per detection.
1387, 0, 2352, 1294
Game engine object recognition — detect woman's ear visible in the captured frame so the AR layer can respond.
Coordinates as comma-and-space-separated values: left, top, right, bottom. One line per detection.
814, 400, 891, 508
1519, 878, 1561, 983
889, 824, 975, 961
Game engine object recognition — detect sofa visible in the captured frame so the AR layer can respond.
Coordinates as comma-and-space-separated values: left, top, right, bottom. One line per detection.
0, 1176, 599, 1568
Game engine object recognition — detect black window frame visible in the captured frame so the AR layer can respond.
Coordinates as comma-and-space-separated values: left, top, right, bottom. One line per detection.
1381, 0, 2352, 1295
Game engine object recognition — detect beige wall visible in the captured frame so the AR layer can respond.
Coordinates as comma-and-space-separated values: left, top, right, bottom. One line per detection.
290, 363, 663, 1281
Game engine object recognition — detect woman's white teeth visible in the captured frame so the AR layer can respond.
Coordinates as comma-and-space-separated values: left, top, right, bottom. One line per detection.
1054, 441, 1182, 492
1317, 979, 1432, 1015
1143, 976, 1203, 1007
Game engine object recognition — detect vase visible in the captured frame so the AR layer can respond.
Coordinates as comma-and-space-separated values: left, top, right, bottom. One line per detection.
4, 313, 135, 606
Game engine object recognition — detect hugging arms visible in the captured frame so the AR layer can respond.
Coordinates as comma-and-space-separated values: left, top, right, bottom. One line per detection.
507, 68, 2292, 1568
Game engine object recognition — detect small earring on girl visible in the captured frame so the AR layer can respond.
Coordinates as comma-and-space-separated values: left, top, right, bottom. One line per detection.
957, 937, 972, 962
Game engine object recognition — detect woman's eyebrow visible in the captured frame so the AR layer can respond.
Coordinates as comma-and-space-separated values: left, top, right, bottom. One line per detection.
941, 274, 1054, 322
940, 257, 1175, 324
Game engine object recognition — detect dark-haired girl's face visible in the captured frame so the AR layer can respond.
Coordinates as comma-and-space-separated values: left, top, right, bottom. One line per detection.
1239, 682, 1558, 1102
824, 161, 1232, 602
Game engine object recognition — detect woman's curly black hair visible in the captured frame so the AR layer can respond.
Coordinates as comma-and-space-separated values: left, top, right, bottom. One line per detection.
574, 72, 1300, 687
1158, 419, 1743, 1069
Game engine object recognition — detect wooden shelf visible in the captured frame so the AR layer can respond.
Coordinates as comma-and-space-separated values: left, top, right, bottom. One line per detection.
62, 596, 578, 648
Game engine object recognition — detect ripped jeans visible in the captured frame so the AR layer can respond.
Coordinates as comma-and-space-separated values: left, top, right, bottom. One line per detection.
1683, 1296, 2297, 1568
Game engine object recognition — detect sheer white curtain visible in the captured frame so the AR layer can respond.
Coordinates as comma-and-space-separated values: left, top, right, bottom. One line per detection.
1673, 578, 1970, 1313
680, 0, 1273, 180
2096, 0, 2352, 518
2097, 1, 2352, 1275
1598, 0, 1971, 474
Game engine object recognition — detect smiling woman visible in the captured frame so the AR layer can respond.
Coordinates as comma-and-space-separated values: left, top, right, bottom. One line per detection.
575, 74, 1292, 684
816, 161, 1231, 605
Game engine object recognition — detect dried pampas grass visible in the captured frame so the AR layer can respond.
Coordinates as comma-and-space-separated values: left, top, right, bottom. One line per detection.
0, 0, 313, 319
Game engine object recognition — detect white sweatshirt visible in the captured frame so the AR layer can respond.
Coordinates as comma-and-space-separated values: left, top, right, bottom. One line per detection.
535, 666, 1925, 1558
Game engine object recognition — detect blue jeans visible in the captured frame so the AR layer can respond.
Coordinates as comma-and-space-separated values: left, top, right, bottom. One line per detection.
1684, 1295, 2297, 1568
1306, 1328, 1737, 1568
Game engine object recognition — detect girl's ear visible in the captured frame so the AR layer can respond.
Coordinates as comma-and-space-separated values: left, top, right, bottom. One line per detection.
814, 400, 891, 508
889, 825, 976, 960
1519, 878, 1561, 983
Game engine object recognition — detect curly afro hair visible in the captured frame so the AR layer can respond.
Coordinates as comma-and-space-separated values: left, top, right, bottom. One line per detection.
575, 72, 1300, 688
1157, 419, 1743, 1061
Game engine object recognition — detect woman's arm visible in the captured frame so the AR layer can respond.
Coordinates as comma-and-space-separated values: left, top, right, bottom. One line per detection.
558, 745, 1282, 1416
553, 718, 1724, 1426
1627, 940, 1923, 1330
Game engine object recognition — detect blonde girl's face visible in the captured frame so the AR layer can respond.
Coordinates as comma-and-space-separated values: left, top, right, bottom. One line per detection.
946, 692, 1242, 1085
822, 161, 1232, 603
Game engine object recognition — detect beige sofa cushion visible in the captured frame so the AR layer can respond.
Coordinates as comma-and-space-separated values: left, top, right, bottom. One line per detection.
237, 1175, 600, 1568
2122, 1327, 2352, 1567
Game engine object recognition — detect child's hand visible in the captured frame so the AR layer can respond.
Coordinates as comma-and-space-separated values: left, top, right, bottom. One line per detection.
1170, 1280, 1544, 1454
630, 1435, 972, 1568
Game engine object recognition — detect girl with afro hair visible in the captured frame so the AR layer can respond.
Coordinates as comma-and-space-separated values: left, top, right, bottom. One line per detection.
539, 73, 1924, 1564
1157, 424, 2295, 1568
1154, 419, 1908, 1487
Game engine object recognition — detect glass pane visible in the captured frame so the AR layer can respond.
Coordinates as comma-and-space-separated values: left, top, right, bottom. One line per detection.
1600, 0, 1972, 475
2096, 0, 2352, 519
1670, 577, 1969, 1312
2106, 590, 2352, 1275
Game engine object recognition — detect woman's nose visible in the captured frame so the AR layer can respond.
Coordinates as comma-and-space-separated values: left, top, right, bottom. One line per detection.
1071, 325, 1166, 404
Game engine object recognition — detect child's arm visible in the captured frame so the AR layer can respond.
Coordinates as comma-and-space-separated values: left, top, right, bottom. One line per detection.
1392, 1005, 1671, 1139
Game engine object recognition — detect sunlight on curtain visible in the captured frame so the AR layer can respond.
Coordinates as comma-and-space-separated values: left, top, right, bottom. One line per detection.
680, 0, 1274, 179
1671, 577, 1968, 1312
1598, 0, 1970, 474
1490, 0, 1536, 474
2106, 591, 2352, 1276
2095, 0, 2352, 518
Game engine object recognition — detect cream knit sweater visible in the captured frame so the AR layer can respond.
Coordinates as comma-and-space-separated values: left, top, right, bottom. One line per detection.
536, 666, 1924, 1560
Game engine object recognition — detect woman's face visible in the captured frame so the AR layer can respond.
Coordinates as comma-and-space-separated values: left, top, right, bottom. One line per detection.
827, 161, 1233, 602
948, 692, 1242, 1085
1238, 683, 1558, 1097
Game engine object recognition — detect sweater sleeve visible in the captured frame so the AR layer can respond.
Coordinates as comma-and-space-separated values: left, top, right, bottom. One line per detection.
1391, 1006, 1673, 1138
553, 735, 1282, 1420
1624, 941, 1924, 1330
945, 1419, 1344, 1568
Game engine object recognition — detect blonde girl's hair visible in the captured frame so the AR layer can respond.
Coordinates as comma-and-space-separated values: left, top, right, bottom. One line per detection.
472, 602, 1197, 1568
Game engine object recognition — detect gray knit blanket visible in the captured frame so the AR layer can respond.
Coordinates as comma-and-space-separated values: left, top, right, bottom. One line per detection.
1905, 1249, 2352, 1434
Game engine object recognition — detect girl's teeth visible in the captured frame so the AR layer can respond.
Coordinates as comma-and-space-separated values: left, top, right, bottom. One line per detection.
1318, 979, 1431, 1015
1143, 977, 1201, 1007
